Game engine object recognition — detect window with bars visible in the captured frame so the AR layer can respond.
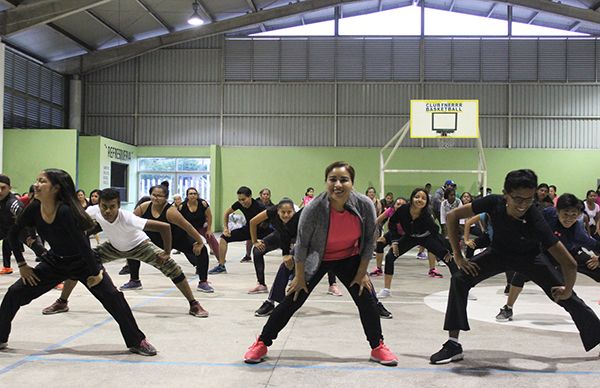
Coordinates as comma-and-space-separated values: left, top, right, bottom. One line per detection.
3, 49, 65, 129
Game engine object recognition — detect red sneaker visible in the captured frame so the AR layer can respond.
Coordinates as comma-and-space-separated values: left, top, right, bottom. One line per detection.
0, 267, 13, 275
428, 268, 443, 278
369, 267, 383, 277
370, 340, 398, 366
244, 338, 268, 364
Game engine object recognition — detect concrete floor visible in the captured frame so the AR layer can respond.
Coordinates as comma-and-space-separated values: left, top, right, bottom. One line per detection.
1, 238, 599, 387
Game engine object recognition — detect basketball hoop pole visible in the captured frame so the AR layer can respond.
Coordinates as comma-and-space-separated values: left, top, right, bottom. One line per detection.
379, 121, 487, 197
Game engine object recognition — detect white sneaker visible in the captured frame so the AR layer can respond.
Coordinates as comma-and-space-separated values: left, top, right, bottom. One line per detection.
438, 261, 447, 267
468, 291, 477, 301
377, 288, 391, 299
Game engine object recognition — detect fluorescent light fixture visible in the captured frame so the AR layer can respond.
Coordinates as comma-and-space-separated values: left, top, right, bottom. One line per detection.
188, 1, 205, 26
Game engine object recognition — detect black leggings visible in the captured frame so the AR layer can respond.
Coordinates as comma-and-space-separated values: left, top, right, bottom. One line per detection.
0, 254, 145, 347
128, 236, 209, 281
444, 248, 600, 351
384, 233, 452, 276
511, 250, 600, 287
260, 255, 382, 349
375, 231, 402, 254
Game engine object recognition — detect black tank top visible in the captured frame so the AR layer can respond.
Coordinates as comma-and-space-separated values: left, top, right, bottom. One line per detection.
141, 203, 187, 248
179, 200, 207, 229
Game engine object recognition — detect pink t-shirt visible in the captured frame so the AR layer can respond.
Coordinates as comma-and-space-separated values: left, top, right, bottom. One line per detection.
324, 209, 361, 261
302, 195, 314, 207
383, 207, 405, 235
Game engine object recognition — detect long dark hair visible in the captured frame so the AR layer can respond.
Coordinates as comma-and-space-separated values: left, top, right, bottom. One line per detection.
409, 187, 431, 215
43, 169, 94, 230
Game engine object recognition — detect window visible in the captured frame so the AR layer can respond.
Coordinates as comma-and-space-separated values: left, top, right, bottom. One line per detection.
3, 49, 65, 129
138, 158, 210, 202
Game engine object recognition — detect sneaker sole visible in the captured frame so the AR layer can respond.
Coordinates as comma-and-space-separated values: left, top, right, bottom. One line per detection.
197, 287, 214, 293
208, 270, 227, 275
189, 311, 209, 318
430, 353, 464, 365
379, 314, 393, 319
42, 307, 69, 315
129, 348, 157, 356
327, 292, 343, 297
248, 290, 268, 294
370, 356, 398, 366
496, 317, 513, 322
244, 357, 265, 364
254, 311, 273, 317
120, 287, 143, 291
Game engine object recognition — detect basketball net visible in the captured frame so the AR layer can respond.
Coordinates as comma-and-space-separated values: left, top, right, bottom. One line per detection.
438, 137, 456, 149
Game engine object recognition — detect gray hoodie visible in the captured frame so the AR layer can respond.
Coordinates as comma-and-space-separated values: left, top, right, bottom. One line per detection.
294, 190, 376, 281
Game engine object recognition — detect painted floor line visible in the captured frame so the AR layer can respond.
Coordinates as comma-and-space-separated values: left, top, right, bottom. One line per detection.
24, 356, 600, 376
0, 280, 188, 376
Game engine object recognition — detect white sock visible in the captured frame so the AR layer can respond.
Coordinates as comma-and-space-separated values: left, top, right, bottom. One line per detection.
448, 337, 460, 344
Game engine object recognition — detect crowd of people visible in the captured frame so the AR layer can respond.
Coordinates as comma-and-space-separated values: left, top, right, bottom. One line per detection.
0, 165, 599, 366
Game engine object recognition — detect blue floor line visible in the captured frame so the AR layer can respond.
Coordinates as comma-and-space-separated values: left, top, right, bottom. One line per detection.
0, 279, 190, 376
22, 356, 600, 376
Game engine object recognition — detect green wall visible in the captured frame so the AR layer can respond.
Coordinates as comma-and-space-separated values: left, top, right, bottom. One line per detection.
6, 133, 597, 231
2, 129, 78, 193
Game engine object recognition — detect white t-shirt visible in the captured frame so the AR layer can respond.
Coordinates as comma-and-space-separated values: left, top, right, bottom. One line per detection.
584, 202, 600, 226
440, 199, 462, 225
87, 205, 149, 251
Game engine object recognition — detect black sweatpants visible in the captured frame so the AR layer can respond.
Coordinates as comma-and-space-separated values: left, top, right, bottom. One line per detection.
0, 253, 145, 347
511, 250, 600, 287
384, 233, 454, 275
128, 236, 209, 281
443, 248, 600, 351
252, 231, 282, 286
259, 255, 382, 349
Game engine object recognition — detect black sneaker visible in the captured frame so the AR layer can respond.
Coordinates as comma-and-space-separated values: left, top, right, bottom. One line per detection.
129, 338, 157, 356
503, 284, 510, 295
496, 305, 513, 322
377, 302, 393, 319
430, 340, 464, 364
255, 301, 275, 317
119, 265, 130, 275
240, 256, 252, 263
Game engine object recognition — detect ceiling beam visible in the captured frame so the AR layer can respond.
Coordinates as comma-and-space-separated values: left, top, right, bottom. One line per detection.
48, 22, 94, 52
135, 0, 174, 32
449, 0, 457, 12
86, 9, 132, 42
497, 0, 600, 25
569, 21, 581, 31
245, 1, 266, 34
527, 11, 539, 24
47, 0, 360, 75
592, 0, 600, 11
378, 0, 384, 12
0, 0, 113, 36
487, 3, 497, 18
196, 0, 215, 22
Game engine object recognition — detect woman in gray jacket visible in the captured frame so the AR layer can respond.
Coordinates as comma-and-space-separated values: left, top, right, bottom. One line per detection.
243, 161, 398, 366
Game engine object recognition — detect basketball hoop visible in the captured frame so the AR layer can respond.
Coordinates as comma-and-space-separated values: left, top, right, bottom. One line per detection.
438, 137, 455, 149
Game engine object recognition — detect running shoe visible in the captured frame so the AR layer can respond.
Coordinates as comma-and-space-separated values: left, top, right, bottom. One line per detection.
370, 340, 398, 366
42, 298, 69, 315
327, 284, 342, 296
244, 339, 268, 364
240, 256, 252, 263
54, 282, 64, 290
369, 267, 383, 277
248, 284, 268, 294
118, 265, 130, 275
438, 260, 447, 267
197, 281, 214, 293
120, 280, 143, 291
0, 267, 13, 275
430, 340, 464, 364
189, 301, 209, 318
428, 268, 443, 278
208, 264, 227, 274
503, 284, 511, 295
255, 301, 275, 317
129, 338, 157, 356
377, 302, 393, 319
377, 288, 391, 299
416, 251, 427, 260
496, 305, 513, 321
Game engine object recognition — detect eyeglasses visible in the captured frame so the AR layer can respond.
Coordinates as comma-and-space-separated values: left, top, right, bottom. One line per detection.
508, 194, 535, 205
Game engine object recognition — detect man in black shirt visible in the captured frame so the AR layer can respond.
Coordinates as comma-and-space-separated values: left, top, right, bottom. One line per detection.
430, 169, 600, 364
208, 186, 270, 274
